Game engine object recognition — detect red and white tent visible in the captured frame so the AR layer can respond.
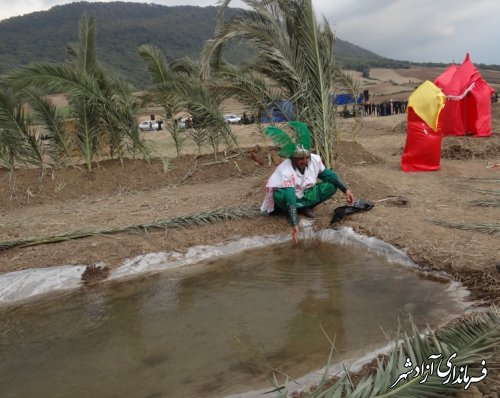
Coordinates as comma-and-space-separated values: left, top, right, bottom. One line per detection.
434, 54, 495, 137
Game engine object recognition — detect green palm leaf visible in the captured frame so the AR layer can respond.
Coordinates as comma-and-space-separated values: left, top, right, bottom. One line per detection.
7, 62, 104, 102
21, 88, 73, 165
138, 44, 173, 85
4, 14, 144, 170
203, 0, 358, 167
76, 14, 100, 77
0, 87, 45, 169
0, 206, 262, 251
306, 307, 500, 398
208, 64, 281, 122
139, 46, 240, 157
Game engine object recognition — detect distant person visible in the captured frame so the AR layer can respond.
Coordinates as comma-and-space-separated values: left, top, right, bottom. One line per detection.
242, 112, 250, 125
342, 105, 349, 118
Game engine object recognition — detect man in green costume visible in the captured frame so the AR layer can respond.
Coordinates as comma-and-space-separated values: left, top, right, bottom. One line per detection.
261, 121, 355, 243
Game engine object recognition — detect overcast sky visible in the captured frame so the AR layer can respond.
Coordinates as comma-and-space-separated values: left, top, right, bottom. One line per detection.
1, 0, 499, 65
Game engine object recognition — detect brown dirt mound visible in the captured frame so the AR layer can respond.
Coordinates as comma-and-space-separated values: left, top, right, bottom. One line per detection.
393, 120, 407, 134
0, 142, 373, 211
335, 140, 382, 166
385, 118, 500, 160
0, 150, 268, 211
442, 135, 500, 160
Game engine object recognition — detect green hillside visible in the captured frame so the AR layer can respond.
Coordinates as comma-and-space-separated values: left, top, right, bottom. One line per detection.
0, 2, 247, 88
0, 1, 421, 88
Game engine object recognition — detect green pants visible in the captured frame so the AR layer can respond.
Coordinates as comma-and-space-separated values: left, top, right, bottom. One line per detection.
273, 182, 337, 211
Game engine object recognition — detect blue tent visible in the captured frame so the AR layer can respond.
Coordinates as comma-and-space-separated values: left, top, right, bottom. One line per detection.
333, 93, 363, 105
261, 100, 296, 123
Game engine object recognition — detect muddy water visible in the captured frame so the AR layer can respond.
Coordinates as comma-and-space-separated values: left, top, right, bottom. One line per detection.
0, 241, 466, 398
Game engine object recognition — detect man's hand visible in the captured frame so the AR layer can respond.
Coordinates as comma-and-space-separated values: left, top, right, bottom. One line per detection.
291, 225, 300, 244
345, 189, 355, 205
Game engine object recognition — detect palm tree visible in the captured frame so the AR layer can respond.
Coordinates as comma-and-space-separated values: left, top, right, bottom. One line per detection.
5, 14, 146, 171
138, 45, 187, 156
205, 62, 284, 128
21, 88, 74, 166
0, 87, 46, 171
138, 45, 238, 159
202, 0, 360, 168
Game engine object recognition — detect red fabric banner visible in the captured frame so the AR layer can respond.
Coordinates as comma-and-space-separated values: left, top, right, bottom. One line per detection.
401, 108, 442, 172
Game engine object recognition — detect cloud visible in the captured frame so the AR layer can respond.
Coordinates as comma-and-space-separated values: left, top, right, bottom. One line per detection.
315, 0, 500, 64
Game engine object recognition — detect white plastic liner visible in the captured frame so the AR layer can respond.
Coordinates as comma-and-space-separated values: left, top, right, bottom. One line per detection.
224, 340, 399, 398
0, 265, 86, 304
0, 227, 468, 306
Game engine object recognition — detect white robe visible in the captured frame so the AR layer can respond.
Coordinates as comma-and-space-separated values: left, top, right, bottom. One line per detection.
260, 153, 326, 213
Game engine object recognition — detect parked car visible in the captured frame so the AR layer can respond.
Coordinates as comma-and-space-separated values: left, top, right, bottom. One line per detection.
138, 120, 159, 131
223, 114, 242, 124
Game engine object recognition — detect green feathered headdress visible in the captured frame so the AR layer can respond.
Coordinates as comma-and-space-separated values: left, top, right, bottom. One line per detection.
264, 121, 312, 158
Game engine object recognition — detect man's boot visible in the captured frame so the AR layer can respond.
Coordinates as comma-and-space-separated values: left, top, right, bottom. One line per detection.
300, 207, 316, 219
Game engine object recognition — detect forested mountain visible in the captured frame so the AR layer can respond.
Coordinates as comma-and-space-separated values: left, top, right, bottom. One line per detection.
0, 1, 417, 88
0, 2, 250, 88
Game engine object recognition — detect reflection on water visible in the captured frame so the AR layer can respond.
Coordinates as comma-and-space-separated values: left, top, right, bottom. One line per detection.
0, 241, 466, 398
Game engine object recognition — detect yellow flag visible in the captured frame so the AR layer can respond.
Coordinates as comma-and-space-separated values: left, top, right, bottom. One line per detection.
407, 80, 446, 132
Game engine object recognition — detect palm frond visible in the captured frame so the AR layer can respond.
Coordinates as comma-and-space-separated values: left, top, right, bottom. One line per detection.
138, 44, 173, 85
207, 67, 282, 125
2, 14, 142, 169
456, 177, 500, 183
172, 75, 240, 153
426, 219, 500, 234
472, 188, 500, 195
6, 63, 103, 102
469, 199, 500, 207
0, 206, 263, 251
73, 98, 101, 170
100, 76, 147, 159
21, 88, 73, 165
306, 307, 500, 398
202, 0, 347, 167
169, 56, 203, 77
0, 88, 45, 168
138, 45, 233, 157
77, 14, 101, 79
